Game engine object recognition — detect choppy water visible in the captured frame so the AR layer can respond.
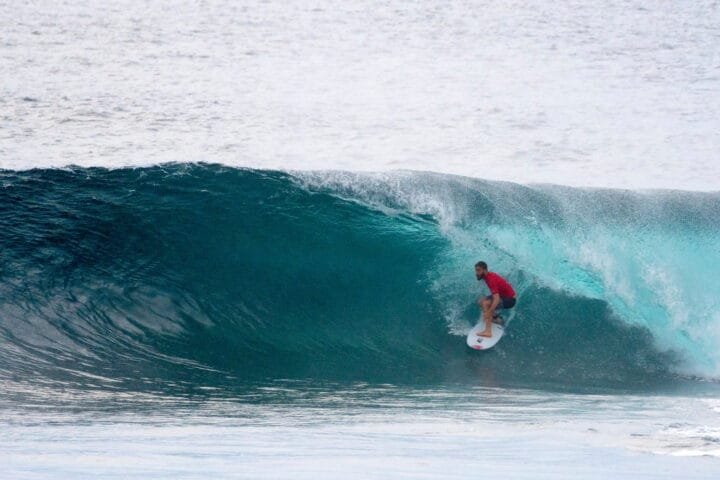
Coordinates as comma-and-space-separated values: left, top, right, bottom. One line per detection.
2, 0, 720, 478
3, 382, 720, 479
2, 0, 720, 190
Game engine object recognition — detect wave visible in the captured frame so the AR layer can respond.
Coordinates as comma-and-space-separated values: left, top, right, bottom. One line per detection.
1, 164, 718, 391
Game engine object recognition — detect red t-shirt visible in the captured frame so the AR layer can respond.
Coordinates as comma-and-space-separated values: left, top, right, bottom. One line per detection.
484, 272, 515, 298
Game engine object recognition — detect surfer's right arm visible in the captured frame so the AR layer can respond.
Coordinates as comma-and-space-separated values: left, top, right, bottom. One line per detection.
489, 293, 501, 312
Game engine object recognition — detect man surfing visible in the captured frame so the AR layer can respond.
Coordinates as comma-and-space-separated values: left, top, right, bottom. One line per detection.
475, 261, 516, 337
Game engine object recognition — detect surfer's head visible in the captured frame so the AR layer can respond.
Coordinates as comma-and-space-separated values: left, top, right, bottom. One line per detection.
475, 261, 488, 280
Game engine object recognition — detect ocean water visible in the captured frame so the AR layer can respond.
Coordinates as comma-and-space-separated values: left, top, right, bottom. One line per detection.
2, 1, 720, 478
3, 0, 720, 189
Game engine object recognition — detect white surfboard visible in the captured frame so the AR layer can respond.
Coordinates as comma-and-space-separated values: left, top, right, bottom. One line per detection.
466, 315, 509, 350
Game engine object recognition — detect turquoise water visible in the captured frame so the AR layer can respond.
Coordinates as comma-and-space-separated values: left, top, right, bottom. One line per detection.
2, 164, 718, 390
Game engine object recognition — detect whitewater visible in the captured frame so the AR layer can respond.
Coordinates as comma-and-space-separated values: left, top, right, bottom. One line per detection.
2, 0, 720, 478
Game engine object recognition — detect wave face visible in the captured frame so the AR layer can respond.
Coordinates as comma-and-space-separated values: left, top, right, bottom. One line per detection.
1, 164, 718, 391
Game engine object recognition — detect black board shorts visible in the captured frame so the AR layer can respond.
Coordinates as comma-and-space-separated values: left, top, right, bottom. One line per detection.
485, 295, 516, 309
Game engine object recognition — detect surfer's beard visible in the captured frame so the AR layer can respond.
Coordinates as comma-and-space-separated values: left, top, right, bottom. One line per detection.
476, 273, 485, 280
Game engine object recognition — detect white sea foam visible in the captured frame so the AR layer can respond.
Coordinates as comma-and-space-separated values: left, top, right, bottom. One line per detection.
2, 384, 720, 478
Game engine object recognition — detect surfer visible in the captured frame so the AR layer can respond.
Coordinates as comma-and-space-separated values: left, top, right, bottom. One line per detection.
475, 261, 516, 337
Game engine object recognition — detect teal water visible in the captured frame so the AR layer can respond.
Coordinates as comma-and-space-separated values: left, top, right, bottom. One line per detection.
1, 164, 719, 391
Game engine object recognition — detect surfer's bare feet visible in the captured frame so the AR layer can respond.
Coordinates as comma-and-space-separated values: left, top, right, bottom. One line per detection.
477, 330, 492, 338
